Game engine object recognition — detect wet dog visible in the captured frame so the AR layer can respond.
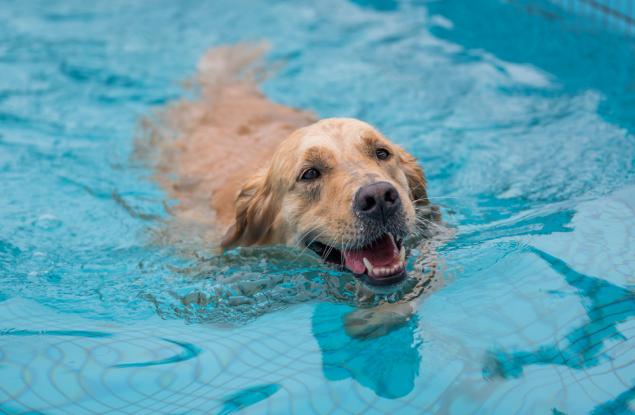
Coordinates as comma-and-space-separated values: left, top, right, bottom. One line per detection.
140, 44, 441, 334
220, 117, 435, 287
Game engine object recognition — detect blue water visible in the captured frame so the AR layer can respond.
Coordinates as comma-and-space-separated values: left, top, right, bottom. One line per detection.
1, 0, 634, 413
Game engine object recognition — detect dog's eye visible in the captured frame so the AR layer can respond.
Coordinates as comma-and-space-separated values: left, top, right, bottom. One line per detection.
375, 148, 391, 160
300, 168, 320, 181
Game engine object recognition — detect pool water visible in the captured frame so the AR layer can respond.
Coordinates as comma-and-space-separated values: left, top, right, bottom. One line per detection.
1, 0, 634, 413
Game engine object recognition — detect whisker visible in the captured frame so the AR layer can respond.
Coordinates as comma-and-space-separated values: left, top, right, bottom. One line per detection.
414, 216, 443, 229
290, 226, 327, 263
323, 243, 336, 263
339, 234, 347, 270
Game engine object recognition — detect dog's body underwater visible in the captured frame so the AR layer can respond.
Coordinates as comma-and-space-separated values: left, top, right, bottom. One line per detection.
140, 44, 439, 288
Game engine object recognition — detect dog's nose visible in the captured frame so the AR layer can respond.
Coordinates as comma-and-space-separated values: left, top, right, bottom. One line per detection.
354, 182, 401, 223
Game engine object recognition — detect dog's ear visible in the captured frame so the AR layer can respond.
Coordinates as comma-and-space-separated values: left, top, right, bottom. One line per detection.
220, 170, 281, 249
398, 148, 429, 206
399, 148, 442, 222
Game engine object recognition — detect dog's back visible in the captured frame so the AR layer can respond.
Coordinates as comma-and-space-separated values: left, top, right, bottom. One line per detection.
138, 44, 314, 244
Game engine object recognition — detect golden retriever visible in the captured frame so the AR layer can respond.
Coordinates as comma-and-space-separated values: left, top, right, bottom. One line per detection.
220, 117, 436, 286
140, 44, 439, 290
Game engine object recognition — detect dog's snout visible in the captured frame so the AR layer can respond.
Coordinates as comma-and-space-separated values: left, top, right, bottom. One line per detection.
354, 181, 401, 223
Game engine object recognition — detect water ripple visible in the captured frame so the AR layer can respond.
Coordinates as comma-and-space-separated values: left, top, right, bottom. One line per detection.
112, 338, 202, 368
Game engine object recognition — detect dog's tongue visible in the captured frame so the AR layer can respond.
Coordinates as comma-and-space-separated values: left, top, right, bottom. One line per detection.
342, 234, 398, 274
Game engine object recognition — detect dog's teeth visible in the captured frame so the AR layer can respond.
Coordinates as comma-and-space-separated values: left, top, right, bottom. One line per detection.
388, 232, 396, 248
399, 245, 405, 262
364, 259, 407, 278
363, 257, 374, 274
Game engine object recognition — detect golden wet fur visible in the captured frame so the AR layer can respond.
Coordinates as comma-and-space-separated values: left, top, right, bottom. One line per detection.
138, 44, 315, 247
221, 117, 432, 251
140, 44, 432, 253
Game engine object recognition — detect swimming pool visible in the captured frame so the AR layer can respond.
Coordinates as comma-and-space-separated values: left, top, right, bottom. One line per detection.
1, 0, 634, 413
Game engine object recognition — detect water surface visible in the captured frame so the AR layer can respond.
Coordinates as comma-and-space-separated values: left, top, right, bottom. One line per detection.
1, 0, 634, 413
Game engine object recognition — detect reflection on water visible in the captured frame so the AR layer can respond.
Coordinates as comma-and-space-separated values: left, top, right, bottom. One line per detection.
312, 303, 421, 399
485, 247, 635, 379
484, 247, 635, 411
112, 339, 201, 368
218, 384, 281, 415
592, 386, 635, 415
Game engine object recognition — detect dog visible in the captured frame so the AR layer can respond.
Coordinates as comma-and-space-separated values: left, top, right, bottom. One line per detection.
140, 44, 442, 334
220, 116, 435, 287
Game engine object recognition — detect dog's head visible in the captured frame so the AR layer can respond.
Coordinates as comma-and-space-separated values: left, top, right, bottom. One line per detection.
221, 118, 432, 286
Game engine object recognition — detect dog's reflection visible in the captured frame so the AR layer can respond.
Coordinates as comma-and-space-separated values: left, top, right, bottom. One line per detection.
312, 302, 421, 399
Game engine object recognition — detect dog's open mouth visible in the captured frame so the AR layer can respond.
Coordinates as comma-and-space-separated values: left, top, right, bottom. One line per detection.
307, 233, 406, 286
